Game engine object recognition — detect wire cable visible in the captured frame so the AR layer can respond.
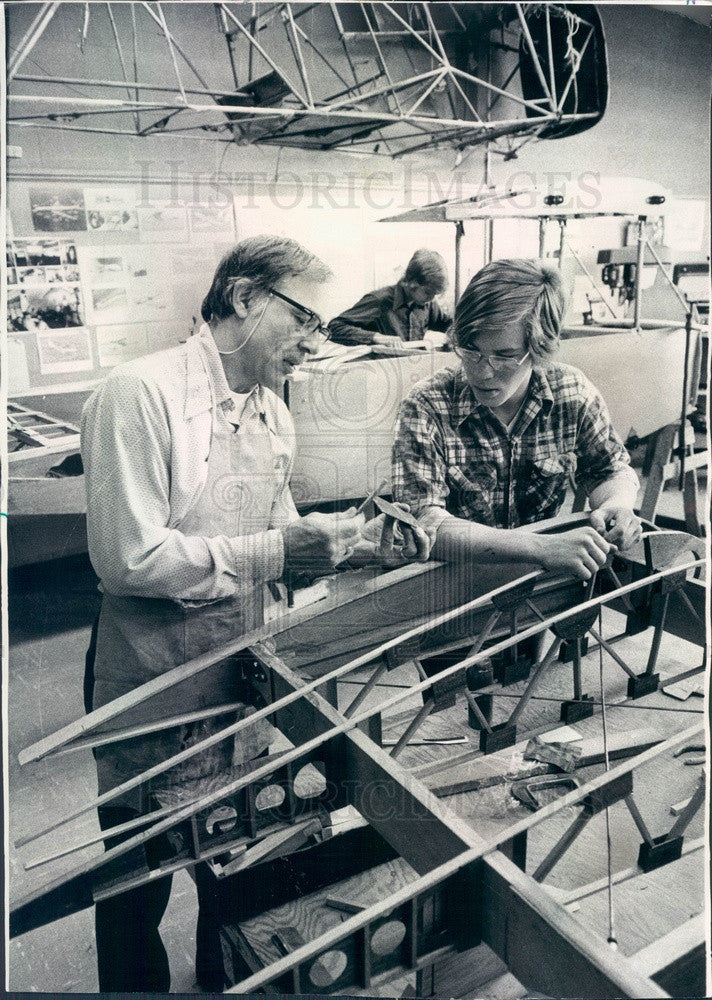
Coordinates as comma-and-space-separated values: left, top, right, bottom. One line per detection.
217, 292, 271, 356
598, 602, 618, 949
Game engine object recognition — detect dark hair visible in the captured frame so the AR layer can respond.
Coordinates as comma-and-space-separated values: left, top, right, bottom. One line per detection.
201, 235, 332, 322
453, 259, 566, 359
403, 249, 448, 295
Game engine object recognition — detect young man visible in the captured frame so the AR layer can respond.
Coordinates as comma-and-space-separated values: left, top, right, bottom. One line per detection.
81, 235, 427, 991
392, 259, 642, 579
328, 247, 452, 348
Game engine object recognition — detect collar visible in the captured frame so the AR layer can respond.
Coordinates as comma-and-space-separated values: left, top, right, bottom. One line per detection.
451, 363, 554, 427
184, 324, 269, 426
394, 281, 425, 312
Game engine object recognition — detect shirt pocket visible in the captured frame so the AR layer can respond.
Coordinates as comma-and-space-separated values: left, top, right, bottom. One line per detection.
447, 464, 496, 522
520, 451, 576, 520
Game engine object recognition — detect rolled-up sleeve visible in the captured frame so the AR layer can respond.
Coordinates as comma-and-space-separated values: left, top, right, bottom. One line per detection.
574, 378, 640, 500
81, 374, 284, 602
392, 395, 452, 534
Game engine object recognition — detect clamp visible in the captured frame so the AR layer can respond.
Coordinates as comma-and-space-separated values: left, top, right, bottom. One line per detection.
511, 775, 580, 811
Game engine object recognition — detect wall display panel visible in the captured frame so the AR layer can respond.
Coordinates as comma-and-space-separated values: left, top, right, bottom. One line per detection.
6, 181, 237, 394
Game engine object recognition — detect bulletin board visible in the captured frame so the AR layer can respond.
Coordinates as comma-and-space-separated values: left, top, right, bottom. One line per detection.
6, 180, 237, 396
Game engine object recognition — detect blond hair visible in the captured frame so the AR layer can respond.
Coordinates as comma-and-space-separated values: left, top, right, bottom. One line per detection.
454, 259, 566, 359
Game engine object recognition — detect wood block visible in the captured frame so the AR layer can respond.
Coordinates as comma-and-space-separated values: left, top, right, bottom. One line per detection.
638, 835, 684, 873
480, 724, 518, 754
627, 673, 660, 699
560, 696, 595, 725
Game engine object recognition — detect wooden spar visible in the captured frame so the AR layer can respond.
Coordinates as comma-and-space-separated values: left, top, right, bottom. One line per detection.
16, 567, 545, 844
20, 516, 698, 765
18, 561, 533, 765
16, 553, 704, 849
10, 556, 704, 939
46, 701, 249, 757
16, 512, 602, 764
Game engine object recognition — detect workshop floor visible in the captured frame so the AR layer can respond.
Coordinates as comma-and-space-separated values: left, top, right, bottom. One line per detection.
6, 469, 707, 995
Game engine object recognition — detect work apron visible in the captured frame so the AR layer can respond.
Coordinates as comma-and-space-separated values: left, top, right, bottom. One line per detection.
92, 390, 281, 810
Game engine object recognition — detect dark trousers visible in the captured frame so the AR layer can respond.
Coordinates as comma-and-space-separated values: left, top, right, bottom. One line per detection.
86, 616, 226, 992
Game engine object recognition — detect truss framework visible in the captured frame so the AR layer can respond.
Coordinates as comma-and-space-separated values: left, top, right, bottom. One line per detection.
7, 2, 607, 158
10, 515, 707, 996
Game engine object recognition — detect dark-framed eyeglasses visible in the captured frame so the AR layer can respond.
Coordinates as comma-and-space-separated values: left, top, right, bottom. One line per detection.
454, 343, 530, 374
268, 287, 331, 340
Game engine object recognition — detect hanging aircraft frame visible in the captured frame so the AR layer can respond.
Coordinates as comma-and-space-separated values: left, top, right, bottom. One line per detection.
7, 2, 608, 158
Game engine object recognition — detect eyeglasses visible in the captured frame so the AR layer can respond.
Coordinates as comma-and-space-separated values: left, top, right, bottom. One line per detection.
454, 344, 530, 373
268, 287, 331, 340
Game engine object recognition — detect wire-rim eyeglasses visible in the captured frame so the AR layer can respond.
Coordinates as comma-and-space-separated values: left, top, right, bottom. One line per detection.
454, 343, 530, 373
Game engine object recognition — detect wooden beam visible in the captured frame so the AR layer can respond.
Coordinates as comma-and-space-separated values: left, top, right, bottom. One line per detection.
631, 914, 707, 997
480, 850, 669, 999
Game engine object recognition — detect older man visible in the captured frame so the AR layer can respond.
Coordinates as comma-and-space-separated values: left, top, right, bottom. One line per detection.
82, 235, 427, 991
328, 248, 452, 348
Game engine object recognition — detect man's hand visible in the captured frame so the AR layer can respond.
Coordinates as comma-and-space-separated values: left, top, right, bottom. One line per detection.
376, 507, 431, 566
372, 333, 409, 349
282, 509, 365, 575
351, 504, 431, 568
532, 527, 614, 581
588, 507, 642, 551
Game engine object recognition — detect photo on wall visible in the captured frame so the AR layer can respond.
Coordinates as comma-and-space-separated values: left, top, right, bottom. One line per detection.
137, 202, 189, 242
85, 186, 139, 232
189, 202, 235, 238
95, 324, 149, 367
88, 285, 130, 324
86, 253, 125, 282
29, 187, 87, 232
7, 283, 85, 332
36, 326, 93, 374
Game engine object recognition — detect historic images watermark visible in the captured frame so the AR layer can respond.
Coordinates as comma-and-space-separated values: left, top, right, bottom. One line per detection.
133, 159, 605, 214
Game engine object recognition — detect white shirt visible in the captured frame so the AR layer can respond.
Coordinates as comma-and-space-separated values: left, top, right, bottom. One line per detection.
81, 326, 299, 602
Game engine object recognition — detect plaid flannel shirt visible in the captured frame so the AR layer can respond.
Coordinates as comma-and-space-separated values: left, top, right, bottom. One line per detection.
392, 362, 638, 530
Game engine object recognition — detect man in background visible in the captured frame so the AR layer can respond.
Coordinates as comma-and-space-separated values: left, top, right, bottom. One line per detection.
328, 248, 452, 348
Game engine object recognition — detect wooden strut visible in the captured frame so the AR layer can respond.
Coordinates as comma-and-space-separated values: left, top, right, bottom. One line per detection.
16, 551, 703, 853
11, 555, 703, 899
